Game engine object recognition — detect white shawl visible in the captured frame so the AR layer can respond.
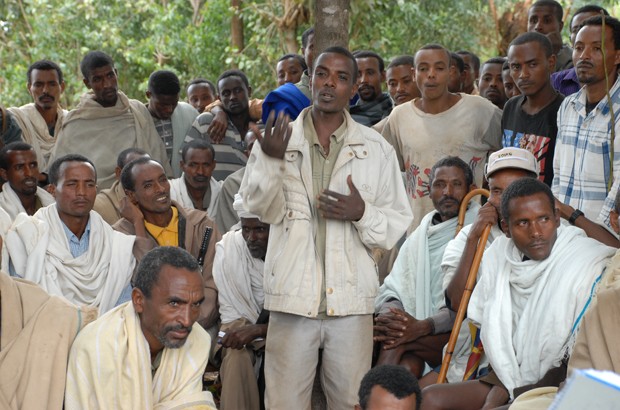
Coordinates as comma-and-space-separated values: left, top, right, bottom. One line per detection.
3, 204, 136, 313
376, 203, 479, 318
0, 182, 55, 221
7, 103, 66, 170
65, 302, 216, 410
469, 225, 614, 398
213, 230, 264, 324
169, 174, 221, 218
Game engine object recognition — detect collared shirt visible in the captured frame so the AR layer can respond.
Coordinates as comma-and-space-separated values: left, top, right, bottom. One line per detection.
303, 110, 347, 318
551, 68, 581, 97
61, 215, 92, 258
552, 76, 620, 228
145, 206, 179, 246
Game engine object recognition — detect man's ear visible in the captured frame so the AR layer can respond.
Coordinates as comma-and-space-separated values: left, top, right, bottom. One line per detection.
60, 81, 66, 93
501, 218, 510, 237
468, 184, 478, 192
247, 86, 252, 98
132, 288, 145, 313
126, 189, 138, 204
547, 54, 557, 73
83, 77, 90, 89
114, 166, 122, 181
350, 81, 359, 99
0, 168, 7, 181
381, 70, 386, 83
146, 90, 152, 100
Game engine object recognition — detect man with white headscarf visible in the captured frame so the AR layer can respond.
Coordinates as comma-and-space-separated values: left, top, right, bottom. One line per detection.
212, 194, 269, 410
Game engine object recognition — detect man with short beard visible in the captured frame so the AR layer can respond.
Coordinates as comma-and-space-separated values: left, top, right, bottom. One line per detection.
552, 16, 620, 231
212, 194, 270, 410
65, 247, 217, 410
8, 60, 67, 172
374, 157, 477, 380
351, 50, 393, 126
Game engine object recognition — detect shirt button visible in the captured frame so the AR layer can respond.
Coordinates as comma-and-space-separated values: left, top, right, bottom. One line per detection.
288, 211, 293, 217
328, 308, 334, 316
326, 287, 333, 294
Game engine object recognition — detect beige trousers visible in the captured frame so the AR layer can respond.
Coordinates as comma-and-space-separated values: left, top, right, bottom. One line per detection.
264, 312, 373, 410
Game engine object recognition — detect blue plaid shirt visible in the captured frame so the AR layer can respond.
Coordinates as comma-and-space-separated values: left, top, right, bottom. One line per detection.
552, 76, 620, 229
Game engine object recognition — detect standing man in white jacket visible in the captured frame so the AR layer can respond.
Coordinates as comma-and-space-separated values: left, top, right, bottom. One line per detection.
240, 46, 412, 410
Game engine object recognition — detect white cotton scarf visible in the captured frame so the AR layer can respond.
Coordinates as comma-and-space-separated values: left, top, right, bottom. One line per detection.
4, 204, 136, 313
8, 103, 65, 170
468, 225, 615, 398
376, 203, 479, 318
169, 174, 221, 218
213, 230, 265, 324
0, 182, 55, 221
65, 302, 216, 410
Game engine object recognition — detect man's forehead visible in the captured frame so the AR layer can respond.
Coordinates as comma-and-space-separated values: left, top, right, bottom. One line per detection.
529, 5, 557, 18
415, 49, 449, 65
218, 76, 246, 91
134, 161, 164, 179
387, 65, 413, 78
60, 161, 95, 178
31, 68, 60, 82
575, 24, 606, 43
356, 56, 380, 70
316, 52, 354, 72
481, 63, 502, 74
154, 266, 204, 294
7, 149, 37, 163
186, 147, 213, 161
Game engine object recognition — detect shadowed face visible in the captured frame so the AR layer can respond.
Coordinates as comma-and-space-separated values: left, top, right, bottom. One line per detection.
241, 217, 270, 260
0, 149, 39, 197
430, 166, 472, 222
28, 69, 65, 111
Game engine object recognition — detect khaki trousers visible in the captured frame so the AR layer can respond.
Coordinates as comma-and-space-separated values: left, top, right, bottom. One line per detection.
265, 312, 373, 410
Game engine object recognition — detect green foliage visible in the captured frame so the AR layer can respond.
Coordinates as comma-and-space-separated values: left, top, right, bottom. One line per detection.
1, 0, 619, 109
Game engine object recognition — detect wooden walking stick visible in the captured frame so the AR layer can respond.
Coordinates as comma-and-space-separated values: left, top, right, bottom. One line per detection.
437, 188, 490, 384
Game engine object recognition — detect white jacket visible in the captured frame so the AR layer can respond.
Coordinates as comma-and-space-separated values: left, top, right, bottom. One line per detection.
240, 108, 412, 317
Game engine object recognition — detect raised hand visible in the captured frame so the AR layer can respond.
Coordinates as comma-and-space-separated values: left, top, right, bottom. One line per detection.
258, 110, 292, 159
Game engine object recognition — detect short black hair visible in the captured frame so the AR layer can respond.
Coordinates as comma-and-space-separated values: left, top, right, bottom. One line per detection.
181, 139, 216, 163
430, 156, 474, 187
48, 154, 96, 186
217, 69, 250, 93
357, 365, 421, 410
417, 44, 451, 64
0, 142, 35, 170
318, 46, 359, 83
277, 53, 308, 72
571, 5, 609, 27
148, 70, 181, 96
27, 60, 64, 84
132, 246, 201, 298
187, 78, 216, 95
353, 50, 385, 73
483, 57, 507, 67
387, 55, 414, 70
582, 15, 620, 51
502, 60, 510, 71
530, 0, 564, 24
509, 32, 553, 58
301, 27, 315, 49
501, 178, 556, 223
120, 157, 160, 192
80, 51, 114, 79
117, 147, 149, 169
450, 52, 465, 73
456, 50, 481, 73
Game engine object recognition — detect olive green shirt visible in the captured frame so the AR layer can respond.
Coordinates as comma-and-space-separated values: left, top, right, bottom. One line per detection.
302, 110, 347, 319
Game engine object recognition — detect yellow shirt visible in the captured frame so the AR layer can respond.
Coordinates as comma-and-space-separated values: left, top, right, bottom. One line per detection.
144, 206, 179, 247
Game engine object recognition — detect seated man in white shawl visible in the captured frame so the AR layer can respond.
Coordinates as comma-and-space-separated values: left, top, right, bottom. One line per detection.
374, 156, 477, 380
3, 154, 136, 313
169, 139, 221, 217
65, 246, 216, 410
421, 178, 615, 409
51, 51, 171, 190
0, 142, 54, 220
213, 193, 269, 410
8, 59, 66, 172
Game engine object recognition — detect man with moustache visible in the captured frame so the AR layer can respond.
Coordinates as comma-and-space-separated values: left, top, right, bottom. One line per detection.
0, 142, 55, 221
169, 139, 220, 217
212, 194, 270, 410
8, 60, 66, 172
374, 157, 477, 379
65, 247, 217, 410
552, 16, 620, 231
240, 46, 411, 409
382, 44, 501, 233
502, 32, 564, 186
351, 50, 393, 126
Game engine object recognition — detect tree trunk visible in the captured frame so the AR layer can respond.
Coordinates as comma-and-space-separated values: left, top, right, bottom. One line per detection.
231, 0, 244, 53
281, 0, 310, 54
314, 0, 350, 56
